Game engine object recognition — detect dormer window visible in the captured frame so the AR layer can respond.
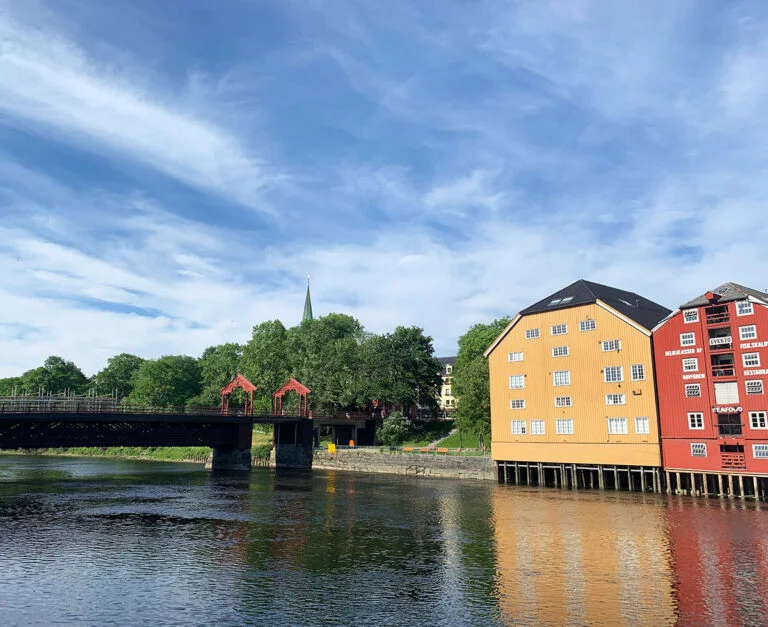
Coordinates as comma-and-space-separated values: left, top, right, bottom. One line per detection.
737, 301, 754, 316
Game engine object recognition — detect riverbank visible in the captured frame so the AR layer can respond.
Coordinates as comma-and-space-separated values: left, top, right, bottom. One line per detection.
313, 448, 496, 481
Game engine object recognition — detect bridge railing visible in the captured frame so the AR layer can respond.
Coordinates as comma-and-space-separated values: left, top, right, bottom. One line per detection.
0, 402, 291, 417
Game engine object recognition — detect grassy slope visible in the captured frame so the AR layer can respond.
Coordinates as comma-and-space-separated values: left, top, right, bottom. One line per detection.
435, 429, 481, 448
400, 420, 456, 447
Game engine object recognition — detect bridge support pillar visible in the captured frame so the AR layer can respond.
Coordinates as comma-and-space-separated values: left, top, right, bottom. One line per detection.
206, 447, 252, 471
271, 419, 314, 469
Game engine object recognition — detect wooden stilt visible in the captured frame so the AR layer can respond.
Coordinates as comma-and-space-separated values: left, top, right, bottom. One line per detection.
554, 467, 559, 489
598, 465, 605, 490
690, 472, 696, 496
702, 474, 709, 497
640, 467, 646, 492
514, 462, 520, 486
739, 475, 745, 499
727, 474, 734, 498
665, 471, 671, 494
754, 476, 759, 501
538, 463, 544, 487
614, 466, 619, 491
674, 472, 681, 495
573, 464, 579, 490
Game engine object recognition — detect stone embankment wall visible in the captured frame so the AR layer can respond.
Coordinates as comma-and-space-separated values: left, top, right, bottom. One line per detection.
313, 449, 496, 481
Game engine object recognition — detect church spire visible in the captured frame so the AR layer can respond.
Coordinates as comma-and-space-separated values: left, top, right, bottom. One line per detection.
302, 275, 313, 323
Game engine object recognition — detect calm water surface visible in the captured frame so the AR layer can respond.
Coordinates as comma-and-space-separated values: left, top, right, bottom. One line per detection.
1, 456, 767, 626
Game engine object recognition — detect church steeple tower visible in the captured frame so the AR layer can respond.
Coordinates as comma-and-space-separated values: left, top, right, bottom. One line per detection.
302, 275, 313, 323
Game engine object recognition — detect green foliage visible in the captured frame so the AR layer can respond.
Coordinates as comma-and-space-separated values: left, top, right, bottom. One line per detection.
376, 411, 410, 446
0, 377, 23, 396
400, 419, 455, 446
437, 426, 481, 449
453, 317, 511, 448
20, 356, 88, 395
128, 355, 201, 407
92, 353, 145, 399
241, 320, 291, 412
189, 342, 243, 407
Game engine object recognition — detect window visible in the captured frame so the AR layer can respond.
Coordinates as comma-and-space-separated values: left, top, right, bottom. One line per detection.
688, 412, 705, 430
714, 381, 739, 404
680, 332, 696, 347
526, 328, 540, 340
691, 443, 707, 457
605, 394, 626, 406
579, 319, 596, 332
530, 420, 545, 435
554, 396, 572, 407
631, 364, 645, 381
685, 384, 701, 397
682, 358, 699, 372
548, 298, 562, 306
552, 346, 569, 357
556, 419, 574, 435
560, 296, 573, 304
446, 365, 452, 374
740, 325, 757, 341
635, 417, 650, 434
509, 399, 526, 410
737, 301, 754, 316
743, 352, 761, 368
604, 366, 624, 383
754, 444, 768, 459
746, 380, 764, 395
510, 420, 527, 435
445, 387, 451, 396
553, 371, 571, 386
601, 339, 621, 352
508, 351, 524, 362
750, 411, 768, 429
683, 309, 699, 324
509, 375, 525, 389
607, 417, 628, 435
551, 324, 568, 336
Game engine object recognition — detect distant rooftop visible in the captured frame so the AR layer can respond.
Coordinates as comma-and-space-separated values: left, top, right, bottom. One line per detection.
437, 356, 456, 376
680, 282, 768, 309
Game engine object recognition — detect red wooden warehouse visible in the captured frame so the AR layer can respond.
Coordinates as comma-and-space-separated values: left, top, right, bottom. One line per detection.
653, 283, 768, 497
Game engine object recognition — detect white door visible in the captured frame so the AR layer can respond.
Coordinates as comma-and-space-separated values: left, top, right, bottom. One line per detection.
714, 381, 739, 405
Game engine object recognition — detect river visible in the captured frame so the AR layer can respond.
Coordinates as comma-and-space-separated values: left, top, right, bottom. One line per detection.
0, 456, 766, 626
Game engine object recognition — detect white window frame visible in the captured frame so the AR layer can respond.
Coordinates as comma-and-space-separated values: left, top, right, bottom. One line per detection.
509, 375, 525, 390
579, 319, 596, 332
754, 444, 768, 459
685, 383, 701, 397
690, 443, 707, 457
607, 417, 628, 435
604, 366, 624, 383
746, 380, 764, 395
682, 358, 699, 372
683, 309, 699, 324
551, 324, 568, 336
739, 325, 757, 341
552, 346, 569, 358
525, 328, 540, 340
530, 420, 545, 435
635, 417, 650, 435
688, 412, 704, 430
737, 301, 754, 317
680, 332, 696, 347
553, 370, 571, 386
605, 394, 626, 406
631, 364, 645, 381
510, 420, 527, 435
601, 339, 622, 352
509, 399, 526, 410
554, 396, 572, 408
555, 418, 574, 435
743, 353, 761, 368
507, 351, 524, 362
750, 411, 768, 429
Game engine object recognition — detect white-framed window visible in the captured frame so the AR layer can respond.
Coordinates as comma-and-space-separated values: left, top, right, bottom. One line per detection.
507, 351, 524, 362
739, 325, 757, 341
754, 444, 768, 459
750, 411, 768, 429
737, 301, 754, 316
631, 364, 645, 381
530, 420, 545, 435
509, 375, 525, 389
579, 319, 596, 332
680, 332, 696, 347
743, 352, 761, 368
446, 365, 452, 374
691, 443, 707, 457
552, 345, 569, 357
685, 384, 701, 397
553, 370, 571, 386
555, 418, 574, 435
554, 396, 572, 407
746, 380, 764, 395
509, 399, 526, 410
601, 339, 621, 352
635, 417, 650, 435
551, 324, 568, 336
525, 328, 540, 340
688, 412, 705, 429
510, 420, 527, 435
607, 417, 628, 435
605, 394, 626, 406
683, 358, 699, 372
683, 309, 699, 324
604, 366, 624, 383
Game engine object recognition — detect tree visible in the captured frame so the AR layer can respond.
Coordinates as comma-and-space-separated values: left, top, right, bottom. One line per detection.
92, 353, 145, 400
127, 356, 201, 407
241, 321, 291, 411
21, 356, 88, 395
188, 343, 243, 407
376, 411, 409, 446
0, 377, 22, 396
453, 318, 511, 447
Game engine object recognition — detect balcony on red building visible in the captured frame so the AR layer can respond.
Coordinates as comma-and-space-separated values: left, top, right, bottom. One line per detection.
707, 327, 733, 350
711, 353, 736, 378
705, 304, 729, 325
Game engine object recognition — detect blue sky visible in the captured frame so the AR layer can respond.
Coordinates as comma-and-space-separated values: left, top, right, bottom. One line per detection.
1, 0, 768, 376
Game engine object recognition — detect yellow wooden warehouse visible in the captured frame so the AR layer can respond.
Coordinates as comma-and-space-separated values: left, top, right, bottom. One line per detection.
484, 280, 670, 492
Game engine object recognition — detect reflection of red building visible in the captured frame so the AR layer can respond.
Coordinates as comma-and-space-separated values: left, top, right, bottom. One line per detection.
653, 283, 768, 497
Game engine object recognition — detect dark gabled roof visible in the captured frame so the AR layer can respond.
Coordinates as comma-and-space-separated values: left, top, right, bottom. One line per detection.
519, 279, 671, 331
437, 356, 456, 376
680, 282, 768, 309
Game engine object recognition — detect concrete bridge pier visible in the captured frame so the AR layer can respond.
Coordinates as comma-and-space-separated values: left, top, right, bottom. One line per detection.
205, 422, 253, 471
271, 419, 314, 469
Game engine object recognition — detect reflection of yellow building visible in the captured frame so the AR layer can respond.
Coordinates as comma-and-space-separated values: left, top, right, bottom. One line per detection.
484, 281, 670, 489
492, 488, 676, 625
438, 357, 456, 411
